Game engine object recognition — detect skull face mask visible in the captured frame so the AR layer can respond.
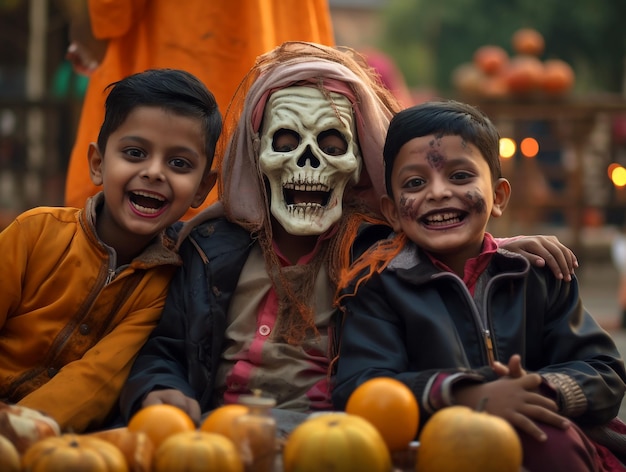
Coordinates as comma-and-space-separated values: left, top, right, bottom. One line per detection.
259, 86, 362, 235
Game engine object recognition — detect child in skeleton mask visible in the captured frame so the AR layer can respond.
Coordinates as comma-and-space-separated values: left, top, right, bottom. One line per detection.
119, 42, 578, 426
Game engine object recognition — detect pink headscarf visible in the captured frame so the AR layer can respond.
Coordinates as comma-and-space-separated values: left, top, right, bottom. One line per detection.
219, 42, 400, 232
178, 42, 400, 241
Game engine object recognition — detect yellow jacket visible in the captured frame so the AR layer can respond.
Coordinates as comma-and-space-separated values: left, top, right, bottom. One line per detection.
0, 193, 181, 432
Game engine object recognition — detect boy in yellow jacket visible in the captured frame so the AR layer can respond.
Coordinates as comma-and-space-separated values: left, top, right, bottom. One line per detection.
0, 68, 220, 432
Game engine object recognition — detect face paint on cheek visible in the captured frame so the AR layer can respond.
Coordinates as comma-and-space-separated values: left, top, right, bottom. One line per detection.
462, 190, 487, 214
399, 193, 420, 220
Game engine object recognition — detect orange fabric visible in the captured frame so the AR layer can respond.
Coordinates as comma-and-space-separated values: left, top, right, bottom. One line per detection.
65, 0, 334, 219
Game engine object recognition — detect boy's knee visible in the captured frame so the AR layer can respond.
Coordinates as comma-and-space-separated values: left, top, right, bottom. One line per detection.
519, 423, 600, 472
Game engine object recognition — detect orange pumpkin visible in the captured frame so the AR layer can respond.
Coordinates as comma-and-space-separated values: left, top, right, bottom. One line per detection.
541, 59, 575, 95
282, 413, 392, 472
0, 434, 20, 472
512, 28, 545, 56
127, 404, 195, 451
504, 55, 544, 95
416, 405, 522, 472
200, 404, 249, 443
153, 431, 244, 472
88, 427, 154, 472
21, 434, 128, 472
0, 402, 60, 454
345, 377, 419, 452
473, 45, 509, 76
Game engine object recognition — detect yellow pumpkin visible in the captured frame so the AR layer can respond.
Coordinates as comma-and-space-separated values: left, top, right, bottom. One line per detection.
21, 434, 128, 472
0, 434, 20, 472
282, 413, 392, 472
416, 405, 522, 472
153, 431, 244, 472
89, 427, 154, 472
0, 401, 60, 454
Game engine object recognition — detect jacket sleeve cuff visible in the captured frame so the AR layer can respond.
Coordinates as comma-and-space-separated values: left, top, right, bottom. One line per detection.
541, 372, 588, 417
423, 372, 485, 414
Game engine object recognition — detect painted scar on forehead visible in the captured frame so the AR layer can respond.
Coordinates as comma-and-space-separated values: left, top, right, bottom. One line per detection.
399, 193, 420, 220
427, 137, 445, 170
463, 189, 487, 214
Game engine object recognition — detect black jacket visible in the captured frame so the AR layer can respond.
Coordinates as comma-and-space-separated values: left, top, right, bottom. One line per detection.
332, 239, 626, 429
119, 218, 254, 420
119, 218, 390, 420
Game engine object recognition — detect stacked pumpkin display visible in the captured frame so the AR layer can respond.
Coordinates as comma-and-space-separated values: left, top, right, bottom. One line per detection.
452, 27, 576, 100
1, 381, 524, 472
0, 402, 244, 472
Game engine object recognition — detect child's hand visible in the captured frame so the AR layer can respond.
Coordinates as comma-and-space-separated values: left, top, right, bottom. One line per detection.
492, 354, 527, 378
142, 389, 202, 425
502, 235, 578, 281
453, 374, 570, 442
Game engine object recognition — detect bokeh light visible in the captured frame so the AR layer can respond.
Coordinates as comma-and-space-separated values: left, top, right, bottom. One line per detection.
608, 162, 622, 179
520, 137, 539, 158
499, 138, 516, 159
610, 165, 626, 187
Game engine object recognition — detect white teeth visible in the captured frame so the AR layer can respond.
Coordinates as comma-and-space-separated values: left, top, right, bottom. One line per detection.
283, 182, 329, 192
425, 212, 462, 225
132, 190, 165, 201
131, 202, 160, 214
287, 203, 324, 209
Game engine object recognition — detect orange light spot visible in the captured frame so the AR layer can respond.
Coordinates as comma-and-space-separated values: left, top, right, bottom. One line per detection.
520, 137, 539, 158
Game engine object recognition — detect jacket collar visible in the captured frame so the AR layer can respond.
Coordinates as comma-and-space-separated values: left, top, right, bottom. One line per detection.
387, 237, 530, 285
80, 192, 181, 267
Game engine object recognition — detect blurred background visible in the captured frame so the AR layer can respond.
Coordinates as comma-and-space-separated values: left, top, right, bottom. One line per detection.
3, 0, 626, 417
1, 0, 626, 262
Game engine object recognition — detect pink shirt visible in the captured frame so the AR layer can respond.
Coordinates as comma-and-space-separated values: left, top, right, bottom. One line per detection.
215, 235, 335, 411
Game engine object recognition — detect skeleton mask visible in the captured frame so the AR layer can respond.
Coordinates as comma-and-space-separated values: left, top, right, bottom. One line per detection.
259, 86, 362, 235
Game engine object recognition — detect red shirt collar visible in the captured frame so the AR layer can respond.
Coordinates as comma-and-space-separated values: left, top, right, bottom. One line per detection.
426, 233, 498, 295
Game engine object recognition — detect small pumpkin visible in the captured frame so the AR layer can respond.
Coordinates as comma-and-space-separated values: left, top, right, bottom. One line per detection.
416, 405, 522, 472
504, 55, 544, 95
127, 403, 195, 450
540, 59, 575, 96
153, 430, 244, 472
282, 412, 392, 472
345, 377, 419, 452
0, 434, 20, 472
89, 427, 154, 472
473, 45, 509, 76
200, 404, 249, 443
0, 401, 60, 454
21, 433, 128, 472
512, 28, 545, 56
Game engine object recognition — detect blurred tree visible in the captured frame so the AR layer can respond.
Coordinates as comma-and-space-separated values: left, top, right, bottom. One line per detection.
380, 0, 626, 95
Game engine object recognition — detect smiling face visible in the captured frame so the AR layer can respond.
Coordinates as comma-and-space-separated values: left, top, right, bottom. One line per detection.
381, 134, 510, 272
88, 106, 216, 252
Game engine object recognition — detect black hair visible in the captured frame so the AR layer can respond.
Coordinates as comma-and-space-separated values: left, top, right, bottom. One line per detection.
97, 68, 222, 173
383, 100, 501, 196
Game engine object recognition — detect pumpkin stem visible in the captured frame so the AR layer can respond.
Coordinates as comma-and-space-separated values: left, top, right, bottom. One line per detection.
476, 397, 488, 412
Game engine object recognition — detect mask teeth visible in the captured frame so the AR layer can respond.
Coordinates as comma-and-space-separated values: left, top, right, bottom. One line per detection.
287, 204, 325, 216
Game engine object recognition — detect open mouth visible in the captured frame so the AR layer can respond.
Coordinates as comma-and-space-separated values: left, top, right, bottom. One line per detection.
129, 191, 167, 214
283, 182, 331, 208
421, 210, 466, 227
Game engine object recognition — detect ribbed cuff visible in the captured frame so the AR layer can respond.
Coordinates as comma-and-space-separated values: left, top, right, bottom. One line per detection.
542, 372, 587, 417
